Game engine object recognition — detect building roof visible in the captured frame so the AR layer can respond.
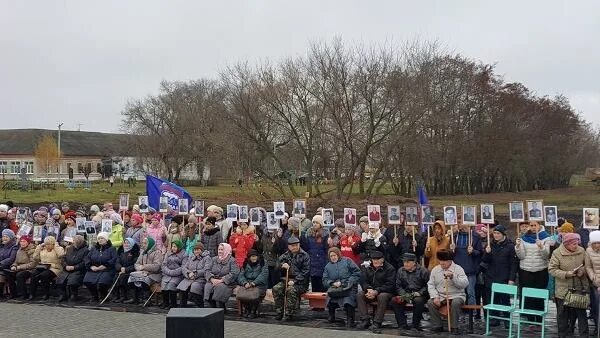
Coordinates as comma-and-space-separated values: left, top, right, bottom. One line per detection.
0, 129, 138, 157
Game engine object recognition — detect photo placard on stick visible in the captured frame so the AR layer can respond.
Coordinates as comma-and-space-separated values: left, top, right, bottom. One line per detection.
250, 208, 262, 226
194, 200, 205, 217
388, 206, 401, 224
159, 196, 169, 213
405, 206, 419, 225
443, 206, 458, 225
421, 205, 434, 224
32, 225, 42, 242
17, 222, 32, 238
344, 208, 357, 226
322, 208, 334, 228
273, 201, 286, 219
266, 211, 279, 230
462, 205, 476, 225
226, 204, 238, 221
85, 221, 96, 235
480, 204, 495, 224
178, 199, 189, 215
119, 193, 129, 211
584, 208, 600, 229
292, 199, 306, 218
527, 200, 544, 221
509, 201, 525, 223
138, 196, 149, 213
367, 205, 381, 223
238, 205, 249, 223
101, 219, 113, 233
544, 206, 558, 227
76, 217, 87, 233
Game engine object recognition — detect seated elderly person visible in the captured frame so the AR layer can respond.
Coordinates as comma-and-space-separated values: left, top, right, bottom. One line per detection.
391, 253, 430, 332
356, 250, 395, 334
426, 249, 469, 335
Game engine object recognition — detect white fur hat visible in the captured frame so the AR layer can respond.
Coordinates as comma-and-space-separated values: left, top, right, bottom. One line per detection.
590, 231, 600, 244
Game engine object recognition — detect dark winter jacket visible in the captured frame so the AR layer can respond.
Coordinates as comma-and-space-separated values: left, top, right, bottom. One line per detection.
201, 227, 223, 257
276, 249, 311, 285
238, 262, 269, 289
115, 244, 140, 274
395, 265, 430, 295
83, 241, 117, 285
322, 257, 361, 288
0, 240, 18, 269
453, 230, 482, 275
481, 238, 518, 286
360, 261, 396, 294
304, 235, 329, 277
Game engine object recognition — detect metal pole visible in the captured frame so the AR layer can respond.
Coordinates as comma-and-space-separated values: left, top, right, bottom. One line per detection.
57, 123, 63, 179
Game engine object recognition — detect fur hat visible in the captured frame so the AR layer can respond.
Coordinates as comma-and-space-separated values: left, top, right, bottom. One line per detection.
590, 231, 600, 244
359, 216, 369, 224
436, 249, 453, 261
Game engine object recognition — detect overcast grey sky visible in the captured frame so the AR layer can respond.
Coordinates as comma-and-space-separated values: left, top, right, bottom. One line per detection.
1, 0, 599, 133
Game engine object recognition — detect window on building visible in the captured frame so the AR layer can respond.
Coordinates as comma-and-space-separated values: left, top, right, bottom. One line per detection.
77, 163, 83, 173
10, 161, 20, 174
96, 163, 102, 173
25, 161, 34, 174
0, 161, 6, 174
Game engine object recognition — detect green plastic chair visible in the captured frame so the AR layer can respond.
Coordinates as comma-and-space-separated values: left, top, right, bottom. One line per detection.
483, 283, 518, 337
514, 287, 549, 338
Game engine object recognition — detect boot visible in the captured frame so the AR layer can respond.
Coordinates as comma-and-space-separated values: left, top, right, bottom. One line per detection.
42, 283, 51, 300
29, 280, 38, 300
357, 318, 371, 329
170, 291, 178, 308
248, 303, 258, 319
124, 288, 140, 304
216, 301, 227, 314
160, 292, 170, 309
0, 282, 5, 301
370, 321, 382, 334
191, 293, 204, 308
180, 291, 188, 308
120, 286, 129, 303
58, 286, 68, 302
112, 287, 122, 303
88, 285, 99, 303
345, 306, 355, 328
327, 307, 336, 322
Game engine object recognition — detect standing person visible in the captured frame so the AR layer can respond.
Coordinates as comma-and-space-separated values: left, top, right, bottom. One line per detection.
425, 221, 451, 271
108, 213, 125, 249
481, 225, 517, 328
30, 236, 65, 300
451, 219, 482, 308
358, 223, 387, 264
237, 249, 269, 318
356, 251, 395, 334
56, 235, 89, 302
515, 221, 552, 328
391, 253, 430, 332
146, 214, 167, 254
229, 222, 255, 268
398, 223, 426, 264
384, 216, 404, 270
273, 236, 310, 321
426, 249, 470, 335
83, 232, 117, 303
204, 243, 239, 312
0, 229, 18, 299
113, 238, 140, 303
322, 247, 361, 327
125, 214, 145, 245
166, 216, 183, 252
160, 240, 187, 309
182, 216, 200, 255
178, 242, 212, 308
200, 217, 223, 257
339, 224, 361, 265
7, 235, 37, 299
127, 237, 164, 305
206, 205, 231, 243
304, 215, 329, 292
549, 232, 589, 338
261, 224, 280, 289
585, 230, 600, 335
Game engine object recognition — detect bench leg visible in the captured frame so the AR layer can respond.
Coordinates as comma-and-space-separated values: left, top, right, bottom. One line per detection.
468, 311, 474, 333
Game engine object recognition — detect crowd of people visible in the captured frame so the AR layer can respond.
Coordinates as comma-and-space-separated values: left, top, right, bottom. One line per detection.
0, 200, 598, 337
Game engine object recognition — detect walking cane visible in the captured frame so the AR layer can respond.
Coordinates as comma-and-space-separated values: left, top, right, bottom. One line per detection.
283, 266, 290, 317
143, 289, 157, 307
444, 276, 452, 333
100, 271, 123, 305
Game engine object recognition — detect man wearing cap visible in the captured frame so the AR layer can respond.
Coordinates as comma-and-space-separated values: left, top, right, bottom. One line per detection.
273, 236, 310, 321
391, 253, 430, 331
481, 224, 517, 328
356, 250, 395, 334
426, 249, 469, 334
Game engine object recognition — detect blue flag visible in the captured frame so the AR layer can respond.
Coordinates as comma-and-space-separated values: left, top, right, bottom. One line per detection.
145, 175, 193, 212
417, 184, 428, 205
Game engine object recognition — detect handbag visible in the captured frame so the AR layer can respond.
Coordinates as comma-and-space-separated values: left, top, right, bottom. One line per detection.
35, 264, 51, 272
236, 286, 260, 302
564, 277, 589, 310
327, 282, 353, 298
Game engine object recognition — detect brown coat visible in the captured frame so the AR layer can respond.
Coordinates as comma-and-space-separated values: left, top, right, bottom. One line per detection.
424, 222, 451, 271
585, 246, 600, 288
11, 243, 38, 271
134, 248, 164, 283
549, 244, 588, 299
35, 245, 65, 275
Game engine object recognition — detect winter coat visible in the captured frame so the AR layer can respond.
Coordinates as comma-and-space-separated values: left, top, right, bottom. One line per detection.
108, 223, 124, 248
452, 230, 483, 276
260, 232, 278, 267
201, 227, 223, 257
515, 237, 551, 272
395, 265, 430, 296
178, 250, 212, 294
83, 242, 117, 285
428, 262, 469, 301
275, 249, 311, 286
549, 244, 589, 299
56, 242, 89, 286
230, 233, 256, 268
0, 239, 18, 270
35, 245, 65, 275
183, 234, 200, 256
322, 257, 361, 307
585, 247, 600, 288
133, 247, 164, 283
11, 243, 38, 272
204, 255, 239, 302
339, 234, 361, 265
124, 226, 144, 245
383, 225, 404, 268
216, 218, 232, 243
304, 234, 329, 277
115, 244, 140, 274
398, 231, 426, 261
161, 249, 187, 290
360, 261, 396, 294
481, 238, 518, 286
166, 223, 182, 251
358, 230, 387, 262
238, 262, 269, 290
425, 223, 451, 271
146, 225, 167, 253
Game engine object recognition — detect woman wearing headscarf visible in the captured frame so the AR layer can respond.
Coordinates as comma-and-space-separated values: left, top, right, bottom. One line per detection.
166, 216, 183, 252
178, 242, 212, 308
127, 236, 164, 304
30, 236, 65, 300
7, 235, 38, 299
113, 238, 140, 303
322, 246, 361, 327
146, 213, 167, 253
0, 229, 18, 298
237, 249, 268, 318
125, 214, 145, 245
59, 214, 78, 247
56, 235, 89, 302
204, 243, 240, 311
83, 232, 117, 303
549, 232, 589, 337
160, 239, 187, 309
515, 221, 552, 327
